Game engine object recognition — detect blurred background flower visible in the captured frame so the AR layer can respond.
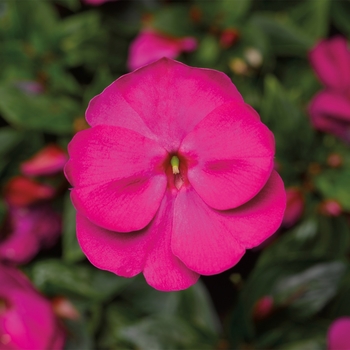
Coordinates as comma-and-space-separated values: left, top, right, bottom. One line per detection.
0, 265, 65, 349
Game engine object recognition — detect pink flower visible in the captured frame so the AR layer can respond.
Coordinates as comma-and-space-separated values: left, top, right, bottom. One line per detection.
65, 58, 286, 291
282, 187, 304, 228
0, 265, 65, 350
0, 204, 61, 264
127, 29, 197, 71
309, 36, 350, 142
21, 144, 68, 177
327, 317, 350, 350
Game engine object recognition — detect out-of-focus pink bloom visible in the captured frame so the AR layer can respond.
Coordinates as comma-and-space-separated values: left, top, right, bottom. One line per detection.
327, 317, 350, 350
0, 204, 61, 264
21, 144, 68, 177
0, 265, 65, 350
282, 187, 304, 228
253, 296, 274, 321
65, 58, 286, 291
219, 28, 240, 49
14, 81, 44, 95
82, 0, 116, 5
52, 297, 80, 320
309, 36, 350, 143
4, 176, 55, 207
127, 29, 197, 71
319, 199, 342, 217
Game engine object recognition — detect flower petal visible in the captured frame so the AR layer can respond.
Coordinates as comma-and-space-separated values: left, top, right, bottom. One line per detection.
77, 192, 199, 291
309, 91, 350, 142
309, 36, 350, 91
172, 171, 285, 275
65, 125, 167, 232
87, 58, 243, 151
172, 187, 245, 275
127, 30, 197, 71
76, 213, 150, 278
179, 101, 274, 210
143, 192, 200, 291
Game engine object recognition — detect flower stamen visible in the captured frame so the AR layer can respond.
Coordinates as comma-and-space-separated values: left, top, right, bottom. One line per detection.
170, 155, 180, 175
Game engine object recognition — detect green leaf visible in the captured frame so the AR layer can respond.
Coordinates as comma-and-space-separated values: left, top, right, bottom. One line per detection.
62, 193, 84, 263
314, 168, 350, 211
54, 0, 81, 11
260, 75, 315, 183
28, 259, 132, 301
118, 316, 214, 350
250, 13, 313, 56
0, 85, 79, 134
0, 127, 23, 176
331, 0, 350, 37
290, 0, 330, 39
64, 318, 94, 350
193, 35, 220, 67
153, 4, 195, 37
273, 261, 346, 318
83, 67, 115, 106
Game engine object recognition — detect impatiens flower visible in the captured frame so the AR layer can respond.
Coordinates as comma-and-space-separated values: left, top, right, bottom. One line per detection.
0, 265, 65, 350
127, 29, 197, 71
282, 187, 304, 228
21, 144, 68, 177
0, 204, 61, 264
327, 317, 350, 350
65, 58, 286, 291
4, 176, 55, 207
308, 36, 350, 143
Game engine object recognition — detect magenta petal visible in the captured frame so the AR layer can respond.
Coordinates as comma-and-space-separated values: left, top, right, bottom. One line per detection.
224, 171, 286, 248
172, 171, 285, 275
88, 58, 243, 151
328, 317, 350, 350
0, 266, 65, 350
76, 213, 149, 277
309, 36, 350, 91
309, 91, 350, 142
172, 187, 246, 275
127, 30, 197, 71
179, 102, 274, 210
77, 192, 199, 291
65, 125, 167, 232
143, 192, 200, 291
0, 214, 40, 264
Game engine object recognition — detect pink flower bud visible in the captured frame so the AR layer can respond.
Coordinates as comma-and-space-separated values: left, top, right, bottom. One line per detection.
219, 28, 240, 49
319, 199, 342, 217
4, 176, 55, 207
127, 30, 197, 71
253, 296, 274, 321
21, 144, 68, 177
